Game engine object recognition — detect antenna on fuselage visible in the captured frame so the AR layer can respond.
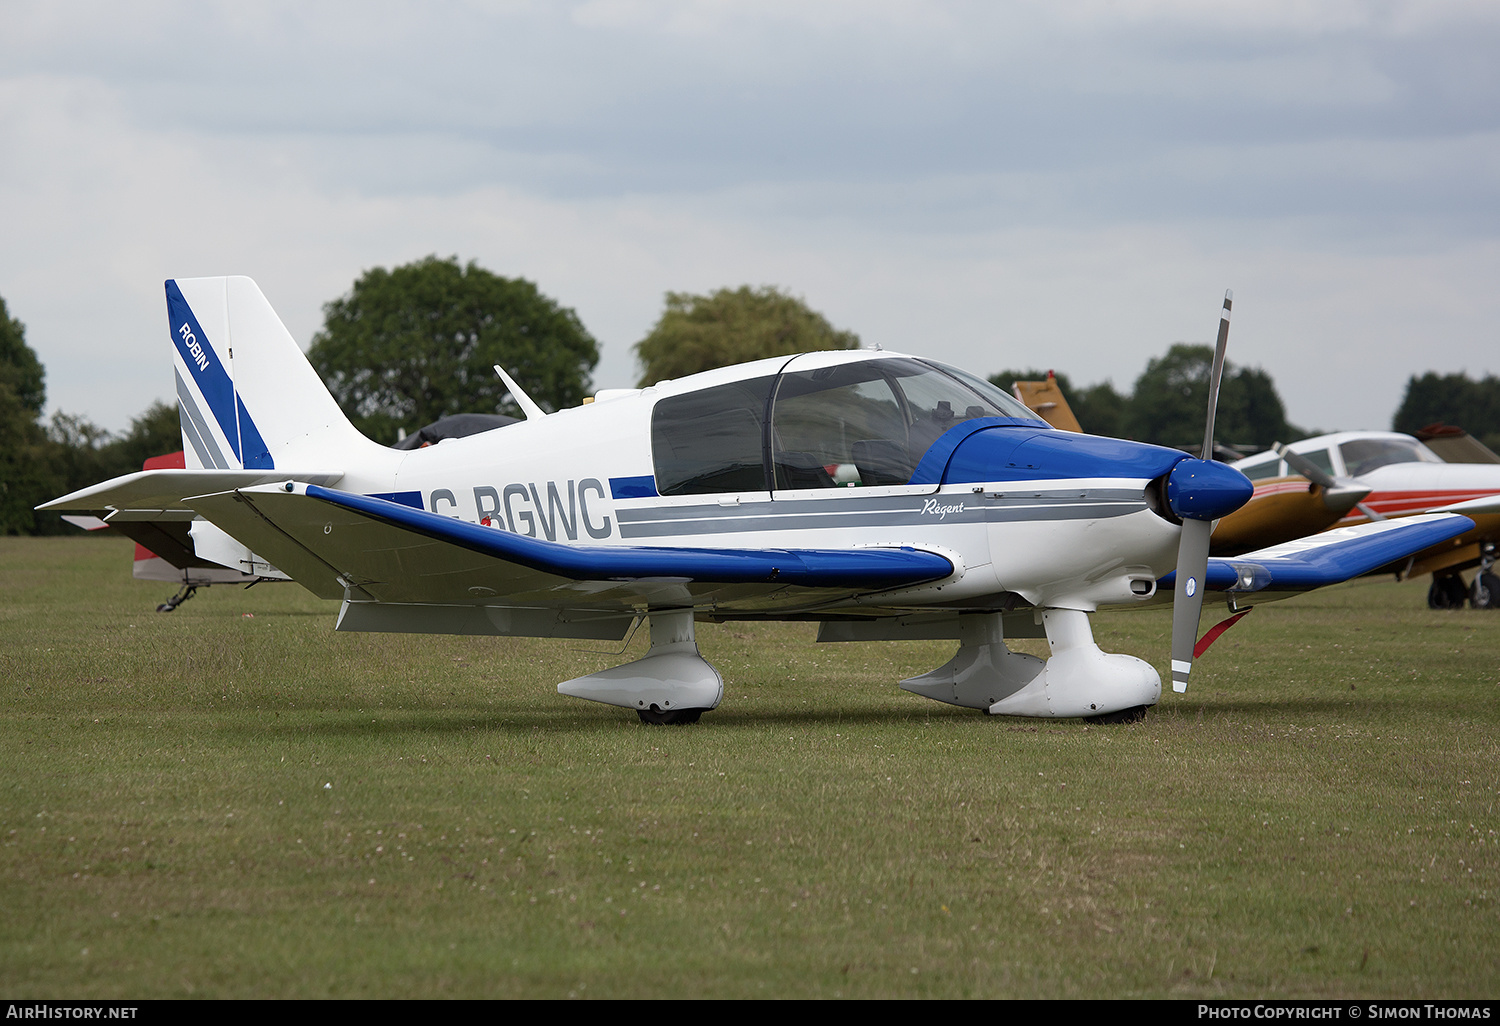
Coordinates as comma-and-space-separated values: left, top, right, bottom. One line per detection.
492, 365, 548, 422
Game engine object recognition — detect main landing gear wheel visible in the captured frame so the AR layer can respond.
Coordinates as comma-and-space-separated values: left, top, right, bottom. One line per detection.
1428, 574, 1468, 610
1473, 573, 1500, 610
1085, 704, 1149, 725
636, 707, 705, 725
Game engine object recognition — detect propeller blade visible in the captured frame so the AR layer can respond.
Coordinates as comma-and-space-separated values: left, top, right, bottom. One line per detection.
1171, 290, 1240, 694
1273, 442, 1338, 490
1273, 442, 1378, 519
1201, 291, 1231, 459
1171, 518, 1213, 693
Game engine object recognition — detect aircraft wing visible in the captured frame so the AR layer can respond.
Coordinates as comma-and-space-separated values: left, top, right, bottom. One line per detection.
182, 484, 956, 629
1429, 494, 1500, 516
1156, 512, 1474, 603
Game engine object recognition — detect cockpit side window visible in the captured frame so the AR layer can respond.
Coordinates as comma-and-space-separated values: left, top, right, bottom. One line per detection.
1298, 449, 1336, 477
771, 364, 907, 489
651, 376, 775, 495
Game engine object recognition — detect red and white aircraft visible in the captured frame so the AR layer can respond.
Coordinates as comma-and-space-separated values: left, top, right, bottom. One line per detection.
1231, 432, 1500, 608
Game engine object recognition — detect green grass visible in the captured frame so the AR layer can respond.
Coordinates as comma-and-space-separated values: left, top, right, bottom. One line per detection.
1, 536, 1496, 998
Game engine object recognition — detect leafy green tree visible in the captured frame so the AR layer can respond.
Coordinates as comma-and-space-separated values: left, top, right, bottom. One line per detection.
44, 399, 177, 484
106, 400, 182, 474
308, 256, 599, 443
0, 292, 186, 534
1072, 381, 1130, 439
0, 297, 59, 534
634, 286, 858, 387
1393, 371, 1500, 452
1125, 344, 1299, 452
22, 402, 185, 536
0, 383, 58, 535
994, 347, 1300, 451
0, 296, 44, 419
42, 412, 113, 515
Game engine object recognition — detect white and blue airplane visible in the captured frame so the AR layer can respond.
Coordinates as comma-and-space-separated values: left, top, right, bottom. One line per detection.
43, 279, 1474, 724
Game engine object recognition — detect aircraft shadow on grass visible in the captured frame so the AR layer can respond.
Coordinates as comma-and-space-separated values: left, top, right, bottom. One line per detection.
218, 705, 993, 741
213, 696, 1416, 742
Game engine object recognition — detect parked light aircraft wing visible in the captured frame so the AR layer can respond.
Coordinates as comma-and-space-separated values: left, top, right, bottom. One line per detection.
1430, 495, 1500, 516
1160, 513, 1474, 601
184, 482, 956, 617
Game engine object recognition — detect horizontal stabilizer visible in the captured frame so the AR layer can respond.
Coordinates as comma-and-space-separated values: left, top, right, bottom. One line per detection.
39, 469, 344, 517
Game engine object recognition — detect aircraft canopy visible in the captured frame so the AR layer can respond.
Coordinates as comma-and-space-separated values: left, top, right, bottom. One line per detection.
650, 357, 1044, 496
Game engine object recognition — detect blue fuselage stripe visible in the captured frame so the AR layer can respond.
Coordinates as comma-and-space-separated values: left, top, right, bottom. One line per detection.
609, 475, 657, 499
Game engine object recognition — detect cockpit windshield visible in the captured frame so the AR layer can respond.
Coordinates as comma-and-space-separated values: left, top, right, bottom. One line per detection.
1339, 437, 1441, 477
769, 358, 1040, 490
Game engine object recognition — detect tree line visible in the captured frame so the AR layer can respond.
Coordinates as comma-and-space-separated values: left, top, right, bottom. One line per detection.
1392, 372, 1500, 453
989, 347, 1307, 455
6, 255, 1499, 535
1, 297, 183, 534
991, 358, 1500, 456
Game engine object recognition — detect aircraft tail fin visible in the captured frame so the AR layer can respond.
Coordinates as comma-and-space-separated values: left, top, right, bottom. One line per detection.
167, 276, 380, 470
1011, 373, 1083, 433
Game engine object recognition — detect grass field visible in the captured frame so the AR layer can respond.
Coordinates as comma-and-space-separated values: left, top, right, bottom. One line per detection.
1, 535, 1496, 999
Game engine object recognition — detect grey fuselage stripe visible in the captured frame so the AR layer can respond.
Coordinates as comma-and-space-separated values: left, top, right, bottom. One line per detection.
614, 487, 1145, 523
175, 370, 228, 470
615, 499, 1147, 539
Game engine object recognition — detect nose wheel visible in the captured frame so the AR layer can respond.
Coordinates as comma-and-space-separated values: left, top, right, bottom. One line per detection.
1084, 704, 1149, 725
1473, 574, 1500, 610
1472, 543, 1498, 610
636, 707, 706, 725
1432, 543, 1500, 610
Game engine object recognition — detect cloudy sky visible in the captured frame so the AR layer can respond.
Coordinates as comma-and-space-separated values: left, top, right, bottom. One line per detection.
2, 0, 1497, 437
